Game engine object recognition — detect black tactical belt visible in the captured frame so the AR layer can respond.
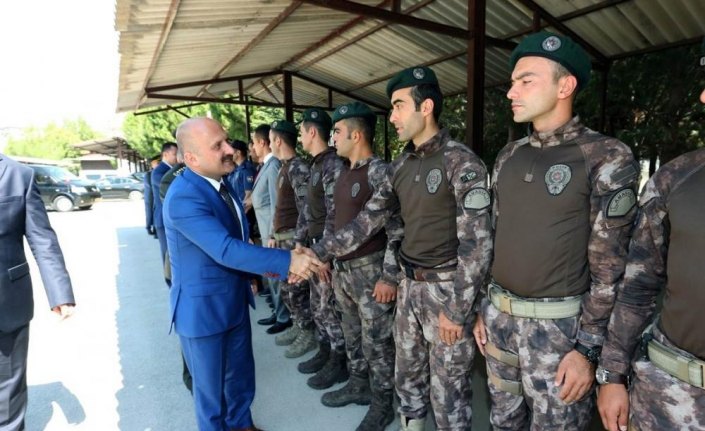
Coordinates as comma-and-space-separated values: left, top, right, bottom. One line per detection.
333, 250, 384, 272
399, 257, 456, 282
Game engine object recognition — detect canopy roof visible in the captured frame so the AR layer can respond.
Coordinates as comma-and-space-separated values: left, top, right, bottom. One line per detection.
116, 0, 704, 116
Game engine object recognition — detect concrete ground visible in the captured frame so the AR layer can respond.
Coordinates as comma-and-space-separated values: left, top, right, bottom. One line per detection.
23, 199, 603, 430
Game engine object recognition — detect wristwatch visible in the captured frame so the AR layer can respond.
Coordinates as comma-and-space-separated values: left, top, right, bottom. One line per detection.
595, 366, 629, 386
573, 341, 601, 365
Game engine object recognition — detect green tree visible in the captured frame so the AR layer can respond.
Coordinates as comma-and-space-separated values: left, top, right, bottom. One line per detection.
5, 118, 100, 159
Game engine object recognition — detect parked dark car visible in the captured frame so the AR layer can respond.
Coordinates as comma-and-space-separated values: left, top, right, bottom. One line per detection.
28, 164, 102, 212
96, 176, 145, 200
131, 171, 148, 182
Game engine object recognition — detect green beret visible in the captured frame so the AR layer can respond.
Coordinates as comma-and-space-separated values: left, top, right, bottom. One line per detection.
331, 101, 377, 127
270, 119, 298, 136
699, 37, 705, 67
386, 66, 439, 98
510, 31, 591, 91
300, 108, 332, 130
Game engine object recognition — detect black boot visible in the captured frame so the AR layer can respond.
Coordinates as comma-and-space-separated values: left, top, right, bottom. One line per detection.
321, 374, 371, 407
307, 349, 349, 390
356, 391, 394, 431
298, 342, 331, 374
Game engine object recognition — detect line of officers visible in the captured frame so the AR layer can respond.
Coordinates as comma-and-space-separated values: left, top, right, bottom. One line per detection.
160, 31, 705, 431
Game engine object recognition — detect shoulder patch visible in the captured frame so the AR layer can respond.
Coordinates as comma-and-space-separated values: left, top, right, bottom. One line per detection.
246, 175, 254, 184
460, 171, 477, 183
463, 188, 491, 210
606, 187, 636, 218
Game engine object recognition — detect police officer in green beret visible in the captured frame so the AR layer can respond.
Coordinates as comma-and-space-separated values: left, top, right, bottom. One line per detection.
268, 119, 317, 358
318, 102, 400, 431
472, 31, 639, 430
307, 66, 493, 431
294, 108, 349, 389
596, 38, 705, 431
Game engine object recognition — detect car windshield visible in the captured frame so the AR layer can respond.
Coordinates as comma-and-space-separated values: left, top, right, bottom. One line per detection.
45, 166, 79, 182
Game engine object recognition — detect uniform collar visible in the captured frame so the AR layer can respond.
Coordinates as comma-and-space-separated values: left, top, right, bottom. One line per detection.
528, 116, 585, 148
348, 155, 376, 170
407, 128, 450, 156
311, 147, 336, 164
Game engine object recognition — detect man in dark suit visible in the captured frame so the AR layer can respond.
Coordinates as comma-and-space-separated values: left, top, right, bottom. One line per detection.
151, 142, 178, 266
143, 156, 160, 238
163, 117, 321, 431
0, 153, 75, 431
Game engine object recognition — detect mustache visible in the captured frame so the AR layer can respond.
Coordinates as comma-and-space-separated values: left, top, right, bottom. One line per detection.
222, 157, 234, 163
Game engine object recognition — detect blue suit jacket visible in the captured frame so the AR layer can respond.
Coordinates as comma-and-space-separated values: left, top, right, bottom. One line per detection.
151, 162, 170, 228
163, 168, 290, 338
0, 154, 74, 332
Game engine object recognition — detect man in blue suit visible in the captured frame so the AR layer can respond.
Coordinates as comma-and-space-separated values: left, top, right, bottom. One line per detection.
163, 117, 321, 431
151, 142, 178, 266
0, 153, 75, 430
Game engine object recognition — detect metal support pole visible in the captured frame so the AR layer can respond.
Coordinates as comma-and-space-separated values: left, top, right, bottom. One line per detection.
598, 64, 610, 133
467, 0, 486, 156
245, 95, 252, 139
283, 71, 294, 121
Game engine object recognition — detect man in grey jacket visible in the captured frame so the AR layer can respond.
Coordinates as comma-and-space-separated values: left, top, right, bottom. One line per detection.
0, 153, 75, 430
250, 124, 291, 334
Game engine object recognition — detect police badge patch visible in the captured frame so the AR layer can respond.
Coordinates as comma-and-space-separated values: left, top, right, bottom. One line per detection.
339, 105, 349, 115
351, 182, 361, 198
426, 168, 442, 193
413, 68, 425, 79
246, 176, 254, 184
272, 121, 278, 129
463, 188, 491, 210
606, 187, 637, 217
311, 111, 319, 119
542, 36, 562, 52
312, 171, 321, 187
545, 164, 572, 195
460, 171, 477, 183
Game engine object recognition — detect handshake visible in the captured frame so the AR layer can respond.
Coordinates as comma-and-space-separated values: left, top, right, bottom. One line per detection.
288, 247, 325, 284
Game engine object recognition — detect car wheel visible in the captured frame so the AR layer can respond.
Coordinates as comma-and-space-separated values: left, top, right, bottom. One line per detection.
53, 195, 74, 212
128, 190, 143, 200
79, 205, 93, 210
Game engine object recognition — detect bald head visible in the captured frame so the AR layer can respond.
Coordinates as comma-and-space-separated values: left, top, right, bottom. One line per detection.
176, 117, 222, 155
176, 117, 235, 180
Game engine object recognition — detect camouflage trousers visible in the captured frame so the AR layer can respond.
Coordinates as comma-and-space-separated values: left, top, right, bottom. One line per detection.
332, 254, 395, 395
310, 272, 345, 350
480, 296, 595, 431
275, 238, 312, 329
395, 271, 475, 431
628, 326, 705, 430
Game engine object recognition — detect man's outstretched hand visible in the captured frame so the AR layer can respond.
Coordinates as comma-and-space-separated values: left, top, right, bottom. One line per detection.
288, 247, 323, 284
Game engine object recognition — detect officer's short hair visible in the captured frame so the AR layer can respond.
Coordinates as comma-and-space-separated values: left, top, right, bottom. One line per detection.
228, 139, 248, 156
410, 84, 443, 122
552, 62, 572, 84
343, 117, 375, 144
302, 121, 331, 143
253, 124, 271, 144
271, 129, 297, 149
161, 142, 178, 154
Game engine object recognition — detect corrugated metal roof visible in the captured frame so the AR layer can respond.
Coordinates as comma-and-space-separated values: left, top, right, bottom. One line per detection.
116, 0, 705, 113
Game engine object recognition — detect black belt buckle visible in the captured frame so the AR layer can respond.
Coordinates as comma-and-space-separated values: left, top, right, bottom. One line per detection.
402, 262, 414, 280
640, 332, 653, 360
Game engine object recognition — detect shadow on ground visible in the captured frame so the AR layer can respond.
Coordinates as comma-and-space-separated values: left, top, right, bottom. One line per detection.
114, 227, 196, 431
